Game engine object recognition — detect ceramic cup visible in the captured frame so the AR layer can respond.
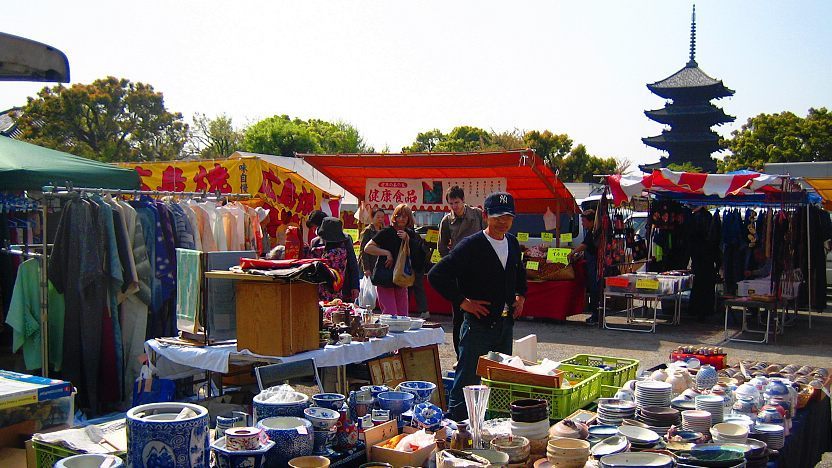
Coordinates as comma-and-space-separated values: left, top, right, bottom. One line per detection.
126, 402, 209, 468
225, 426, 267, 451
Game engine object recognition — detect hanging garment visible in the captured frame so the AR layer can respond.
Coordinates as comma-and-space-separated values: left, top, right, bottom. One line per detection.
187, 201, 217, 252
118, 199, 152, 306
130, 199, 161, 312
168, 202, 196, 250
180, 200, 202, 251
154, 202, 177, 304
5, 258, 65, 372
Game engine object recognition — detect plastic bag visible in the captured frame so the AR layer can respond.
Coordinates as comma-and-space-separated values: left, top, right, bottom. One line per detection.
359, 275, 378, 308
394, 429, 435, 452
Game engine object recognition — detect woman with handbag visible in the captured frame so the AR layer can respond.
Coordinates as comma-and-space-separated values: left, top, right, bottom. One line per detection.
363, 204, 425, 316
360, 208, 387, 276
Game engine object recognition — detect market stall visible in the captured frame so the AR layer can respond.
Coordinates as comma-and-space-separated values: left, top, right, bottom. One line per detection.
302, 150, 585, 320
604, 169, 823, 336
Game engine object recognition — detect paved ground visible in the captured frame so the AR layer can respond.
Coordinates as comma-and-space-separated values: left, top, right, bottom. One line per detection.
428, 308, 832, 376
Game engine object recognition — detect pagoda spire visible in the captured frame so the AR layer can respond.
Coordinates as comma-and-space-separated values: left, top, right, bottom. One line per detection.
687, 4, 697, 67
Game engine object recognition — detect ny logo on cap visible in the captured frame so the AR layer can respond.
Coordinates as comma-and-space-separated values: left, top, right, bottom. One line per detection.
499, 194, 508, 204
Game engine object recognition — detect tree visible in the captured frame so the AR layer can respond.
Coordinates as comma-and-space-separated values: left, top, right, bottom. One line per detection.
557, 144, 620, 182
719, 107, 832, 172
242, 115, 371, 156
15, 76, 188, 162
401, 125, 492, 152
523, 130, 572, 167
667, 161, 703, 173
402, 129, 445, 152
186, 113, 243, 159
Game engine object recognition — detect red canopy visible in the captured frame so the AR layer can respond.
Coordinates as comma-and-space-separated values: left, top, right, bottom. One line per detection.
300, 150, 578, 214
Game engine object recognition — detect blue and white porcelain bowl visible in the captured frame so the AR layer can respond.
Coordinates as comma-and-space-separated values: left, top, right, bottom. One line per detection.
126, 402, 210, 468
396, 381, 437, 405
412, 402, 443, 431
311, 393, 346, 410
211, 436, 274, 468
377, 391, 415, 414
256, 417, 313, 466
253, 391, 310, 422
303, 407, 340, 430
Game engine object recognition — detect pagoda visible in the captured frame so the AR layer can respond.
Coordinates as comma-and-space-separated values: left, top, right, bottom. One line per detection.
642, 5, 734, 173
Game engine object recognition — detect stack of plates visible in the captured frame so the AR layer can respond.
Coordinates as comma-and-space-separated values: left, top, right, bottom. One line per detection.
617, 425, 661, 450
670, 395, 696, 411
752, 423, 785, 449
694, 394, 724, 424
681, 410, 712, 433
590, 435, 630, 459
636, 406, 680, 437
597, 399, 636, 426
634, 381, 672, 409
598, 452, 674, 467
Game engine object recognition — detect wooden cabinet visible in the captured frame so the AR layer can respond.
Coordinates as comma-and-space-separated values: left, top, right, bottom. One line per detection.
234, 280, 320, 356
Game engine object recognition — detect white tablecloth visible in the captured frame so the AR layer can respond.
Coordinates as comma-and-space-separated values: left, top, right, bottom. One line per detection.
145, 327, 445, 379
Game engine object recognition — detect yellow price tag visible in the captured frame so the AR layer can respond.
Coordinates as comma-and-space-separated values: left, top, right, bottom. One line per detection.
560, 233, 573, 243
526, 261, 540, 271
344, 229, 359, 242
517, 232, 529, 242
541, 232, 554, 243
431, 248, 442, 263
636, 278, 660, 290
426, 229, 439, 243
547, 248, 571, 264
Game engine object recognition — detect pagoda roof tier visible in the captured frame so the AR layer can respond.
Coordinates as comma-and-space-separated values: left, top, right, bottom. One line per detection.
647, 65, 734, 100
642, 131, 722, 151
645, 103, 735, 126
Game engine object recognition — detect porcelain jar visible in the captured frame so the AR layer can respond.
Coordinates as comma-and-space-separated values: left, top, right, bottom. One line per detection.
253, 391, 310, 422
666, 370, 691, 396
256, 417, 314, 466
695, 365, 718, 391
756, 407, 784, 426
126, 402, 210, 468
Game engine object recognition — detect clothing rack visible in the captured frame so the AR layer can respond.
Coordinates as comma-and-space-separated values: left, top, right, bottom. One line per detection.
17, 185, 253, 378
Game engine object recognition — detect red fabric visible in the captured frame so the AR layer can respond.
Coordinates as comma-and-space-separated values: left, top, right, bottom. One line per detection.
239, 257, 320, 269
410, 261, 587, 320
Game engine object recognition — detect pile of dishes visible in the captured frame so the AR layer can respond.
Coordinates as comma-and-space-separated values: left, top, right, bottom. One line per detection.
597, 399, 636, 426
710, 422, 748, 444
634, 381, 672, 409
379, 315, 411, 333
681, 410, 712, 433
546, 438, 590, 467
694, 394, 725, 424
635, 406, 679, 437
751, 423, 785, 449
597, 452, 674, 467
589, 435, 630, 459
587, 425, 619, 445
617, 426, 661, 451
510, 399, 549, 440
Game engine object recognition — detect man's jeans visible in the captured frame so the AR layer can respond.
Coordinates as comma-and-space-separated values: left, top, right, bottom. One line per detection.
448, 314, 513, 421
409, 270, 428, 314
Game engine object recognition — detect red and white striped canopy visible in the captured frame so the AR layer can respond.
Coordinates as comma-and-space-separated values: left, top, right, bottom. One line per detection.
608, 169, 783, 206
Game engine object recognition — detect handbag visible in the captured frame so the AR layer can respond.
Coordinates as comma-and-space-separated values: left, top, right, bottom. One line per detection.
393, 239, 416, 287
371, 255, 395, 288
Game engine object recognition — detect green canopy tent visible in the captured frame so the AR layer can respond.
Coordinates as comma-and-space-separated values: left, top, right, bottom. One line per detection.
0, 136, 139, 190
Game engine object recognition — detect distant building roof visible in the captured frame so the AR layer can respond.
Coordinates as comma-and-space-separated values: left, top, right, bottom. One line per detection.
0, 107, 22, 138
645, 103, 734, 125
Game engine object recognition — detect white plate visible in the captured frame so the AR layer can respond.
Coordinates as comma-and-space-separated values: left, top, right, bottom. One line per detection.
599, 452, 673, 467
617, 425, 660, 444
590, 435, 630, 457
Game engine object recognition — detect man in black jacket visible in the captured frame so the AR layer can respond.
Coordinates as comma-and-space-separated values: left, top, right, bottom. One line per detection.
428, 192, 527, 421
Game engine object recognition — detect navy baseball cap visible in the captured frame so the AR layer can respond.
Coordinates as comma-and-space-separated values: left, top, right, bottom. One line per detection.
484, 192, 516, 217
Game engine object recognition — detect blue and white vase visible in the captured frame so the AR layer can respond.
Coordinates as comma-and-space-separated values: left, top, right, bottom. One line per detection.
256, 416, 314, 466
126, 402, 210, 468
695, 365, 718, 391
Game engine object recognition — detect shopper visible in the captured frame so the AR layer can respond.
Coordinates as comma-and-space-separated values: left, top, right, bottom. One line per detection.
360, 208, 387, 276
428, 192, 527, 421
568, 209, 601, 325
437, 185, 485, 356
363, 204, 426, 316
314, 217, 360, 302
305, 209, 328, 250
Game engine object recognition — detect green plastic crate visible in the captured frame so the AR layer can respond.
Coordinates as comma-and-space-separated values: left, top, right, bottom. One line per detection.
481, 363, 602, 420
562, 353, 639, 387
599, 384, 620, 399
33, 441, 78, 468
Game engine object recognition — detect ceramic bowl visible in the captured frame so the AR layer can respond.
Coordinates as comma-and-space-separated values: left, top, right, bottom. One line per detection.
598, 452, 674, 467
408, 318, 425, 330
510, 419, 550, 439
546, 437, 590, 457
468, 449, 510, 465
376, 391, 415, 414
491, 435, 531, 463
712, 422, 748, 438
412, 402, 443, 430
253, 391, 310, 421
311, 393, 346, 410
396, 380, 437, 404
54, 454, 124, 468
256, 417, 314, 466
288, 455, 331, 468
303, 407, 340, 430
212, 436, 275, 468
589, 425, 620, 439
362, 324, 389, 339
617, 426, 659, 445
590, 435, 630, 458
510, 398, 549, 422
546, 453, 589, 468
380, 317, 411, 333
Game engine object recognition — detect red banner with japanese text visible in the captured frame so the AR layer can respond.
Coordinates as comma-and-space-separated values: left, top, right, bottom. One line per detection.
365, 177, 506, 211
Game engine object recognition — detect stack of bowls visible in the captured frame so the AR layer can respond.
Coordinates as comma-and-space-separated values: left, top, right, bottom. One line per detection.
490, 435, 531, 465
751, 423, 785, 449
710, 422, 749, 444
597, 398, 636, 426
617, 425, 661, 450
634, 381, 672, 409
510, 399, 549, 440
681, 410, 712, 433
695, 394, 724, 424
636, 406, 679, 437
546, 438, 590, 467
724, 414, 755, 433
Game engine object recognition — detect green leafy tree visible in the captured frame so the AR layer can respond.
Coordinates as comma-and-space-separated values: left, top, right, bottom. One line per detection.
523, 130, 573, 167
435, 126, 492, 152
242, 115, 370, 156
402, 129, 444, 152
667, 161, 703, 173
557, 144, 621, 182
16, 76, 188, 162
186, 113, 243, 159
719, 107, 832, 172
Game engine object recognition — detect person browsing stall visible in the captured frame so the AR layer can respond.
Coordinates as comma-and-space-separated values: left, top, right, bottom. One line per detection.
428, 192, 527, 421
437, 185, 486, 357
568, 209, 601, 325
360, 208, 387, 276
314, 217, 360, 301
363, 204, 426, 316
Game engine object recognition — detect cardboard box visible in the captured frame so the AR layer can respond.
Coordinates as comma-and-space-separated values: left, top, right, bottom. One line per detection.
364, 420, 435, 467
476, 356, 562, 388
737, 279, 772, 297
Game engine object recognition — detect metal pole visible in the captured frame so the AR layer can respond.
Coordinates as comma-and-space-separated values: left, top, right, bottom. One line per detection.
807, 206, 812, 329
39, 201, 49, 377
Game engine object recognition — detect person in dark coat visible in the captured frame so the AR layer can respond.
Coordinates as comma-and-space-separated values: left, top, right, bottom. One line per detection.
428, 192, 527, 421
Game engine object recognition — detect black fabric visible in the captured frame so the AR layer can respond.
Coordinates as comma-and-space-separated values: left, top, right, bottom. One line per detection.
371, 226, 426, 272
370, 255, 394, 288
688, 209, 718, 318
772, 395, 832, 467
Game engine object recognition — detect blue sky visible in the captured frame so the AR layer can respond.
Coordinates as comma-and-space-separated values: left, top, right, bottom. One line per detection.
2, 1, 830, 169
